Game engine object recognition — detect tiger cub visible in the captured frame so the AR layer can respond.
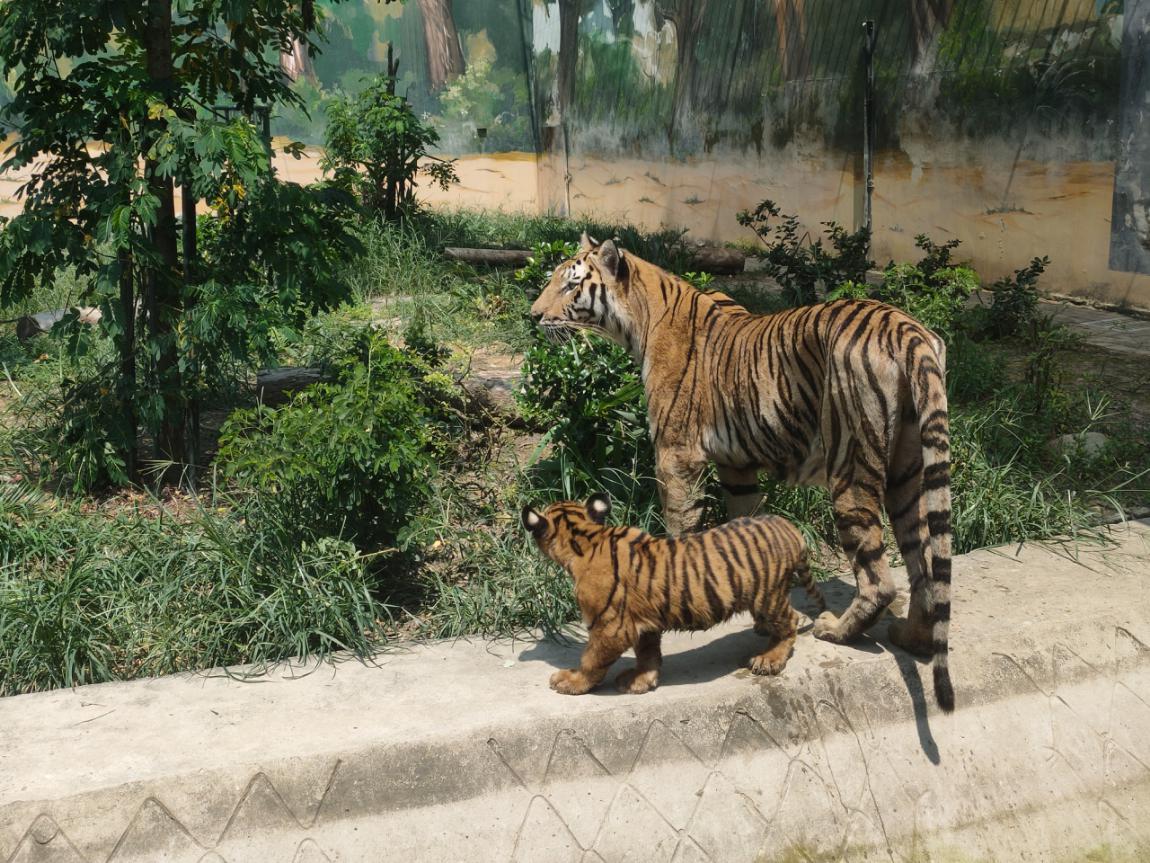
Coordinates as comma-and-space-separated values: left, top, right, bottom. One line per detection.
521, 494, 826, 695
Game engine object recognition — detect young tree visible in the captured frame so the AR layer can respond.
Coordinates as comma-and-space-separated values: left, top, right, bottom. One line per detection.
323, 73, 458, 220
0, 0, 361, 486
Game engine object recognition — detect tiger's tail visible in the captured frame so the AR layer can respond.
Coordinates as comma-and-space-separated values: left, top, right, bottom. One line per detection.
792, 555, 827, 615
909, 332, 955, 713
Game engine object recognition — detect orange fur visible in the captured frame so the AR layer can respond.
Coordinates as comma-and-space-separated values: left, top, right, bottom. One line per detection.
522, 494, 825, 695
529, 235, 954, 712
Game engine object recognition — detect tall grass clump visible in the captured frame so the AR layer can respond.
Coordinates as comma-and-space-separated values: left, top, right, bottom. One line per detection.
0, 484, 389, 696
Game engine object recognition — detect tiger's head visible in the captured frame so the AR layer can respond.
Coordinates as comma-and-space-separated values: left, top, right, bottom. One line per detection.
529, 233, 633, 347
521, 493, 611, 566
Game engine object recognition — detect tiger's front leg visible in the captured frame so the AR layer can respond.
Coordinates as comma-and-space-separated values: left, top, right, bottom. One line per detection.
550, 630, 629, 695
656, 450, 708, 536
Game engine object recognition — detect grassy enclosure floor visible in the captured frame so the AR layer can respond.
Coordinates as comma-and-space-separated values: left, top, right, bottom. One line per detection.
2, 208, 1148, 696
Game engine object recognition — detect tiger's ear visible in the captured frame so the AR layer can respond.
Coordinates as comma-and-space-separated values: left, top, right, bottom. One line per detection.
521, 505, 546, 535
595, 239, 624, 279
585, 493, 611, 524
579, 231, 598, 252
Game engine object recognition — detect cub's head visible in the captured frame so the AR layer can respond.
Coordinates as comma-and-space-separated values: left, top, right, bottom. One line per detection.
529, 233, 633, 346
521, 493, 612, 566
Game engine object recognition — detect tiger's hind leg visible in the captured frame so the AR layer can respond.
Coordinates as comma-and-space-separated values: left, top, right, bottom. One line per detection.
615, 631, 663, 694
749, 583, 799, 676
885, 424, 934, 656
812, 455, 897, 644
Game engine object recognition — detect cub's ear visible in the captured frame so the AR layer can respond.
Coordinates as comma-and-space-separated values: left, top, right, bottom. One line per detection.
521, 505, 546, 535
585, 493, 611, 524
579, 231, 598, 252
595, 239, 625, 279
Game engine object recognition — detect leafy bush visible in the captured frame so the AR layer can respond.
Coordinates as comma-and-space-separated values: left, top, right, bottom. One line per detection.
323, 75, 459, 220
516, 240, 656, 509
827, 235, 978, 340
217, 330, 436, 547
979, 256, 1050, 340
737, 200, 872, 305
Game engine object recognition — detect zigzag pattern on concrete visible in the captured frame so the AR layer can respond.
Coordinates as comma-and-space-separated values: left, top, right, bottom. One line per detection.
6, 622, 1149, 863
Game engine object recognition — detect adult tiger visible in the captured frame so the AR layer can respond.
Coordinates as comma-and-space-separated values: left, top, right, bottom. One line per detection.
529, 234, 955, 712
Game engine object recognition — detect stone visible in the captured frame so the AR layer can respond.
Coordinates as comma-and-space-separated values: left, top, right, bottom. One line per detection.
1046, 431, 1109, 459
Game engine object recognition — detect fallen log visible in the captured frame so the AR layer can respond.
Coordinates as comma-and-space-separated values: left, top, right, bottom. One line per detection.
444, 247, 531, 267
444, 244, 745, 275
255, 366, 325, 407
684, 244, 745, 275
4, 307, 103, 342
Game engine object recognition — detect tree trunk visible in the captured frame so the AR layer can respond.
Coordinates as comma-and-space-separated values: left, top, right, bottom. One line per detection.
557, 0, 581, 119
655, 0, 709, 147
279, 38, 315, 83
144, 0, 184, 464
418, 0, 465, 90
117, 251, 138, 480
909, 0, 953, 74
774, 0, 810, 82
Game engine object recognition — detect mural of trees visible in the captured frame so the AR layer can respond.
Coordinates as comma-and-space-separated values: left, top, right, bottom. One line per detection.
654, 0, 709, 137
557, 0, 582, 119
774, 0, 809, 82
418, 0, 465, 89
909, 0, 953, 73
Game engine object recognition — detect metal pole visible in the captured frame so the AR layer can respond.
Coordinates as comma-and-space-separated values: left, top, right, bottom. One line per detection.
862, 19, 876, 250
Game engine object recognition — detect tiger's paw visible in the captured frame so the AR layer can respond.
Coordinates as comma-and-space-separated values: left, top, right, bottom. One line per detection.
748, 651, 789, 676
550, 669, 593, 695
888, 618, 933, 657
615, 667, 659, 694
812, 610, 845, 643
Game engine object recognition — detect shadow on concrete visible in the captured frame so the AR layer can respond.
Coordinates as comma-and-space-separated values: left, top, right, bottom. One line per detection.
519, 577, 941, 759
890, 645, 940, 764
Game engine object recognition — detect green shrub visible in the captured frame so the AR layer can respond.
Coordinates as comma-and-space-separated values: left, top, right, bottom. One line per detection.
827, 235, 978, 340
323, 75, 458, 220
975, 256, 1050, 340
737, 200, 872, 305
217, 330, 436, 547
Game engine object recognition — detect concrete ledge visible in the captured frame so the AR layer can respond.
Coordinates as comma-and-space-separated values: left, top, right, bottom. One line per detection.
2, 523, 1149, 863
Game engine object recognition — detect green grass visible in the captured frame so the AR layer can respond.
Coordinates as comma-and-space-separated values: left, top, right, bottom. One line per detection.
0, 482, 391, 696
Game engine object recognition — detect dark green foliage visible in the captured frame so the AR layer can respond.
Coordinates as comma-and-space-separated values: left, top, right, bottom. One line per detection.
217, 330, 437, 548
516, 240, 656, 515
980, 256, 1050, 340
323, 75, 459, 220
0, 0, 365, 487
737, 200, 872, 305
825, 235, 976, 340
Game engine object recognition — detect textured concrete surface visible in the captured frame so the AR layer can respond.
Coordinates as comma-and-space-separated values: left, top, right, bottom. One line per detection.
1, 523, 1149, 863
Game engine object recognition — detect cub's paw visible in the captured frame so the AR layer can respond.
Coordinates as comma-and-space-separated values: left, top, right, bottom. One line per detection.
549, 669, 592, 695
811, 610, 844, 643
888, 618, 933, 657
615, 668, 659, 694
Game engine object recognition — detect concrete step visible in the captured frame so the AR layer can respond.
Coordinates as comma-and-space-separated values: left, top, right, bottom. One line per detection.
2, 522, 1149, 863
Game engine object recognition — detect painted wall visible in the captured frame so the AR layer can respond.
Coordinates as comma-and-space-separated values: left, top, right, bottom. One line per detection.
4, 1, 1148, 308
